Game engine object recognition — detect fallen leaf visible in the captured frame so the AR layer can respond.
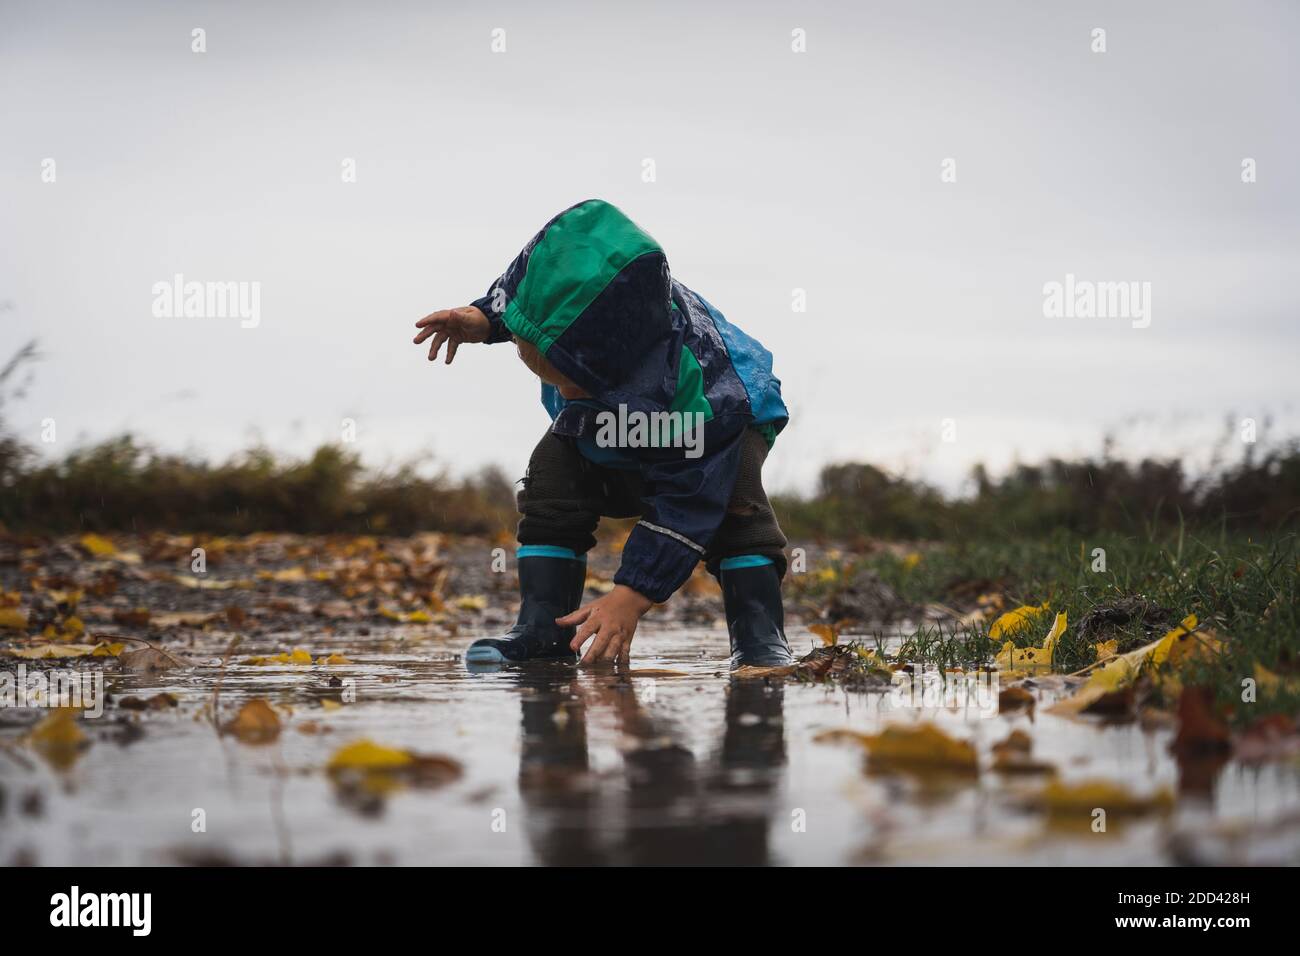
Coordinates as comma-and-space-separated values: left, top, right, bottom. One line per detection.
989, 602, 1050, 640
328, 739, 413, 770
222, 699, 281, 744
0, 607, 28, 630
998, 685, 1036, 713
78, 533, 117, 557
118, 646, 193, 673
1035, 778, 1173, 821
8, 641, 122, 659
995, 611, 1066, 674
809, 623, 838, 647
1048, 615, 1200, 717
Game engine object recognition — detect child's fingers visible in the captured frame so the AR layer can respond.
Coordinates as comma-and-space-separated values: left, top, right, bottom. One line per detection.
556, 607, 591, 627
426, 331, 448, 361
579, 630, 613, 667
414, 309, 453, 329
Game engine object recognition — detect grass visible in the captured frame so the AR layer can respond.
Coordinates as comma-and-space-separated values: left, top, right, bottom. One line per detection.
798, 527, 1300, 725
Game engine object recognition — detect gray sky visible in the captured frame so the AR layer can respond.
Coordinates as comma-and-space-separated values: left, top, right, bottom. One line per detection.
2, 0, 1297, 493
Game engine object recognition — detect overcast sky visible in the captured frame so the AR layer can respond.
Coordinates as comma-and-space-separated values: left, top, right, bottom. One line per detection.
2, 0, 1297, 493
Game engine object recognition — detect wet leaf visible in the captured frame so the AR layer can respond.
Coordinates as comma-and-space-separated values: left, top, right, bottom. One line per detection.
1036, 778, 1173, 819
809, 623, 838, 646
8, 641, 121, 659
28, 708, 88, 770
988, 602, 1050, 640
998, 685, 1036, 714
222, 699, 281, 744
78, 533, 117, 557
995, 611, 1066, 674
244, 648, 313, 665
118, 645, 193, 673
1048, 614, 1200, 717
328, 739, 413, 770
819, 722, 978, 776
0, 607, 28, 630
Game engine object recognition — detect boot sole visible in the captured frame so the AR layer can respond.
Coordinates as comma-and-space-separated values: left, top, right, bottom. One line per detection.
465, 645, 508, 664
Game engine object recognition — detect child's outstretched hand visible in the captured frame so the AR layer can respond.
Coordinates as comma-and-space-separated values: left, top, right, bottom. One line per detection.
413, 306, 490, 364
558, 584, 653, 668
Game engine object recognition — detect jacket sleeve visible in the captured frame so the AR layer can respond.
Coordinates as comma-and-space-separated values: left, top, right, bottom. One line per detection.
613, 427, 744, 603
469, 282, 516, 345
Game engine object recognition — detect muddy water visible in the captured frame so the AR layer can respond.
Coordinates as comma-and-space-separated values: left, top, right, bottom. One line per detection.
2, 624, 1297, 866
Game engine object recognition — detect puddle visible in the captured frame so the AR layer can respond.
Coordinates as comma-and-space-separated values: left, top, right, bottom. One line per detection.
3, 622, 1297, 865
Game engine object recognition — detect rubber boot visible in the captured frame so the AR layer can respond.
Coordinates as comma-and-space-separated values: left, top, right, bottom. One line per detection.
465, 551, 587, 666
720, 559, 794, 669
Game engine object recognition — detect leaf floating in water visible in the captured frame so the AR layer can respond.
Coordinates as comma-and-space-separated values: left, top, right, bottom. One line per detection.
222, 698, 281, 745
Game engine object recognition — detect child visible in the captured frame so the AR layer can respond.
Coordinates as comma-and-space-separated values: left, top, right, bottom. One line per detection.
413, 199, 792, 670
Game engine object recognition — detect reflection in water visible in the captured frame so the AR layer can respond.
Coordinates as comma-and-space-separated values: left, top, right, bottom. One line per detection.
513, 670, 786, 865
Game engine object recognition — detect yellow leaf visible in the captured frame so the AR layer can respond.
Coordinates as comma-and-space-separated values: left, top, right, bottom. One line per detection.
901, 552, 922, 571
28, 708, 87, 770
9, 642, 105, 659
809, 623, 838, 647
379, 608, 432, 623
1038, 778, 1173, 819
989, 602, 1050, 640
0, 607, 27, 630
1094, 639, 1118, 662
452, 595, 487, 611
1048, 614, 1200, 716
840, 722, 978, 775
258, 566, 308, 583
995, 612, 1066, 674
316, 653, 352, 665
327, 739, 414, 771
78, 533, 117, 557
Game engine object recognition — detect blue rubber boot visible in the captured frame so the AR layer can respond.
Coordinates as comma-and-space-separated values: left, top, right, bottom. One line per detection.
720, 557, 794, 669
465, 548, 587, 666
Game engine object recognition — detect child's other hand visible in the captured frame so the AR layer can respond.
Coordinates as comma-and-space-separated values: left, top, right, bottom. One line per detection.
558, 585, 653, 668
413, 306, 490, 364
